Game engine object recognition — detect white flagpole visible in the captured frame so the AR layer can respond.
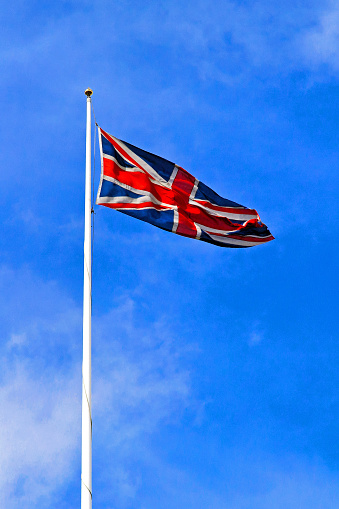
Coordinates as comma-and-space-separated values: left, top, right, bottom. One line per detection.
82, 87, 93, 509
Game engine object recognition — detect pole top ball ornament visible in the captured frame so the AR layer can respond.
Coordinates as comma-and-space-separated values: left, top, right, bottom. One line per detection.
84, 88, 93, 97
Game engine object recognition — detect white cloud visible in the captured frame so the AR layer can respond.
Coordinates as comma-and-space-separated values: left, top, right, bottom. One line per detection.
0, 365, 80, 509
249, 330, 264, 346
0, 267, 82, 508
94, 302, 191, 441
90, 298, 193, 504
301, 1, 339, 72
0, 0, 331, 99
226, 454, 339, 509
0, 265, 193, 508
7, 332, 27, 349
129, 449, 339, 509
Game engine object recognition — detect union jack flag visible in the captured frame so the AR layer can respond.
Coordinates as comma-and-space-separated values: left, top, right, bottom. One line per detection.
96, 128, 274, 248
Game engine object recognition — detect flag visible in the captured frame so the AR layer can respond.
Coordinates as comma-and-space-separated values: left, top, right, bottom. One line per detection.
96, 128, 274, 248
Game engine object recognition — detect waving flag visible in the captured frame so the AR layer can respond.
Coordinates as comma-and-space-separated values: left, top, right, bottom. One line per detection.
96, 128, 274, 248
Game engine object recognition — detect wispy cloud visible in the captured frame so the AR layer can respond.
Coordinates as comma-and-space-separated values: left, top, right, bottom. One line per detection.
109, 447, 339, 509
94, 298, 192, 438
0, 265, 194, 508
0, 266, 81, 508
0, 365, 80, 509
0, 0, 335, 104
301, 1, 339, 73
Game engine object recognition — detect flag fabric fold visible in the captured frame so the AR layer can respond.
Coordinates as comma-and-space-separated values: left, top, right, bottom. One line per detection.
96, 127, 274, 248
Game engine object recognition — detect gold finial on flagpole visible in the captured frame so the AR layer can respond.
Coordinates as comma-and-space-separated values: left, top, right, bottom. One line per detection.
84, 88, 93, 97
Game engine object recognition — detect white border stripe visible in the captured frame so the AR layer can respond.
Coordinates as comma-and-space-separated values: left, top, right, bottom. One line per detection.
190, 179, 199, 200
98, 200, 176, 213
195, 223, 202, 240
100, 175, 175, 209
172, 209, 179, 232
98, 195, 161, 205
104, 132, 171, 188
196, 223, 266, 238
190, 199, 258, 220
103, 154, 141, 173
168, 165, 179, 187
208, 234, 263, 247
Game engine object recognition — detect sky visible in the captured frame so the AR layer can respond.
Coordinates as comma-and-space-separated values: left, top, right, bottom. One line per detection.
0, 0, 338, 508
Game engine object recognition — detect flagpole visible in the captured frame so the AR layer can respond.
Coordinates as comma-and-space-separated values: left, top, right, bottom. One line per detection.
82, 87, 93, 509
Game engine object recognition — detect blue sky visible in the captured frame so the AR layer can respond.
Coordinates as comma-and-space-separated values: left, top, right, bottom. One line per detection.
0, 1, 338, 508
